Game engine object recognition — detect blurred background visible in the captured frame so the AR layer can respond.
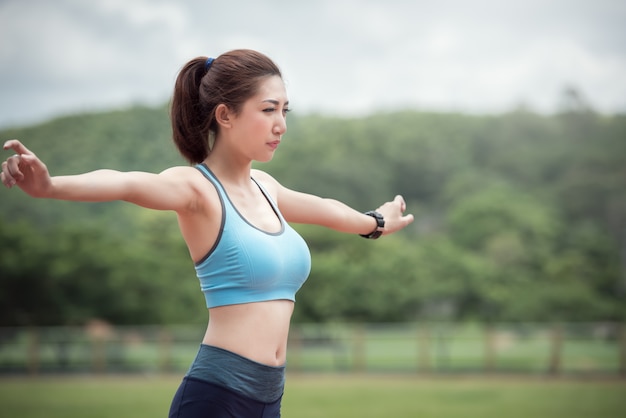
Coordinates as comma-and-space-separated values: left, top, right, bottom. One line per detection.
1, 0, 625, 126
1, 0, 625, 416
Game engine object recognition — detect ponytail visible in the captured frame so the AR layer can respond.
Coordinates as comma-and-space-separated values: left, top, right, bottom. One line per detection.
170, 57, 212, 164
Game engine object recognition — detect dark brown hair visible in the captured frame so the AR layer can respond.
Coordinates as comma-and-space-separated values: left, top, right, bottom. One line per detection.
170, 49, 282, 164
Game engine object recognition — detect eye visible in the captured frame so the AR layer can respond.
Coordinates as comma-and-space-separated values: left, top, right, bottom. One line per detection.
263, 108, 276, 113
283, 108, 291, 115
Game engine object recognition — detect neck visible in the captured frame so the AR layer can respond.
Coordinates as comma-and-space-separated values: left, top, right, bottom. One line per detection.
203, 150, 253, 188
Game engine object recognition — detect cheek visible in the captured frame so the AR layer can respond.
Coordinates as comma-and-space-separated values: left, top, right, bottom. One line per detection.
239, 118, 269, 148
250, 115, 272, 133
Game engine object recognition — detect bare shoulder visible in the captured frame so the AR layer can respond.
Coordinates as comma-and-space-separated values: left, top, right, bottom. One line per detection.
158, 165, 217, 207
159, 165, 206, 186
251, 168, 279, 188
158, 166, 219, 213
159, 165, 199, 177
251, 168, 277, 183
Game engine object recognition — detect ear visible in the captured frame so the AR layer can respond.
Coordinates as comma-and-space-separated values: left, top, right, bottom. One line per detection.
215, 104, 234, 129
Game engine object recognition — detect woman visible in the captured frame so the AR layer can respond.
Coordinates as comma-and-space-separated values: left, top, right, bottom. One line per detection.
1, 49, 413, 417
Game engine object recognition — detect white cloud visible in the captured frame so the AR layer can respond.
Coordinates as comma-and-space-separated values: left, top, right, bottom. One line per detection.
0, 0, 624, 127
94, 0, 186, 29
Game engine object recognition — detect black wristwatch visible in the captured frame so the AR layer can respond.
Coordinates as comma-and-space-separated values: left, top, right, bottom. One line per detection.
360, 211, 385, 239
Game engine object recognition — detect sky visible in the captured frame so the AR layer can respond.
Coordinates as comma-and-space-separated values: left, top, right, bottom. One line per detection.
0, 0, 625, 128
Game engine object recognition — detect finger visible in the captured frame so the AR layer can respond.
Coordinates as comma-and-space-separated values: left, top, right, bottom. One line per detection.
6, 154, 25, 180
1, 160, 16, 187
3, 139, 34, 156
394, 194, 406, 212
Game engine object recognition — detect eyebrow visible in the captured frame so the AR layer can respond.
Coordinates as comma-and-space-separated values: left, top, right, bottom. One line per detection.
262, 99, 289, 106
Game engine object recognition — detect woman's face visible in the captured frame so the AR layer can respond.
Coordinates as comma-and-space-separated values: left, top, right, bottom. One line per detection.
230, 75, 289, 162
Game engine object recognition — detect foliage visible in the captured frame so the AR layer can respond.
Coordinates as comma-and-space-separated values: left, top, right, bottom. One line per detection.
0, 105, 624, 325
0, 211, 204, 327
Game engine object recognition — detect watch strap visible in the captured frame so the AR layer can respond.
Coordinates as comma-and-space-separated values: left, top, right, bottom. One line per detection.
360, 211, 385, 239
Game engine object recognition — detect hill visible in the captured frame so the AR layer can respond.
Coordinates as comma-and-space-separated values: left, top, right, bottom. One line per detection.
1, 105, 624, 325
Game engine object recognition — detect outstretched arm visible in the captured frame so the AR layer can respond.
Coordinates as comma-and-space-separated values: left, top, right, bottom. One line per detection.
253, 170, 414, 237
2, 140, 197, 212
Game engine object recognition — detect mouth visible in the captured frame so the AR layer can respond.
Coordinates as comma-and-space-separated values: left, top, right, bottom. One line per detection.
267, 140, 281, 150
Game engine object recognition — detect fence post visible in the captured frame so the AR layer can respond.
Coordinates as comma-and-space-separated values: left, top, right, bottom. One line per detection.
434, 323, 450, 371
86, 320, 113, 374
91, 337, 106, 374
27, 328, 40, 376
619, 323, 626, 377
158, 328, 172, 373
484, 324, 496, 373
417, 323, 431, 373
352, 324, 366, 372
547, 323, 563, 375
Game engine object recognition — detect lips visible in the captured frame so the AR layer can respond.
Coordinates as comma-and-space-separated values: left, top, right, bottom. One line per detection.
267, 141, 280, 150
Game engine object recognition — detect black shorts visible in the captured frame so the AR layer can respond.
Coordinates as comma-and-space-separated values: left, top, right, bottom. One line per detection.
168, 345, 285, 418
169, 376, 282, 418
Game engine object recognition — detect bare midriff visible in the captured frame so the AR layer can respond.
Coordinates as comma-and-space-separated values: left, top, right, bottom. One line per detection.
202, 299, 294, 367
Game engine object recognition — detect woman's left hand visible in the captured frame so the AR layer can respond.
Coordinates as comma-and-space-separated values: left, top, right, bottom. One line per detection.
375, 195, 414, 235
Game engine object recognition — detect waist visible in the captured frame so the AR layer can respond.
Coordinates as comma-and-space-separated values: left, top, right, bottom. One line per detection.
186, 344, 285, 403
203, 300, 294, 365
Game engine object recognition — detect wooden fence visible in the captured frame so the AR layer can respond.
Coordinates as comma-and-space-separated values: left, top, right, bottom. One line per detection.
0, 322, 624, 377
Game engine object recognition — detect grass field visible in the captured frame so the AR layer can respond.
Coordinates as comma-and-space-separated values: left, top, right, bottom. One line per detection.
0, 374, 624, 418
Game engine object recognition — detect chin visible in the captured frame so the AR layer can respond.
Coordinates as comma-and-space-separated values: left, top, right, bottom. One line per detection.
257, 153, 276, 163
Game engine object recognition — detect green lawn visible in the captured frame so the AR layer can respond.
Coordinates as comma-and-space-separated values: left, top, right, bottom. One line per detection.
1, 375, 624, 418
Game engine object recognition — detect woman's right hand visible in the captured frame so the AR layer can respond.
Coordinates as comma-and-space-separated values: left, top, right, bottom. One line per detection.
1, 139, 52, 197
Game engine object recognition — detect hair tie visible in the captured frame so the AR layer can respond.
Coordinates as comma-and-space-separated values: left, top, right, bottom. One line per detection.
205, 57, 215, 71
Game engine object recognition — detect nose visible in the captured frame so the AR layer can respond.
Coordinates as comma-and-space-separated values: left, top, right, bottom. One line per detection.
274, 114, 287, 135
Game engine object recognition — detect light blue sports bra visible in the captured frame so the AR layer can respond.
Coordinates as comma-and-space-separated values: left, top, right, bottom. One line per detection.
194, 164, 311, 308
